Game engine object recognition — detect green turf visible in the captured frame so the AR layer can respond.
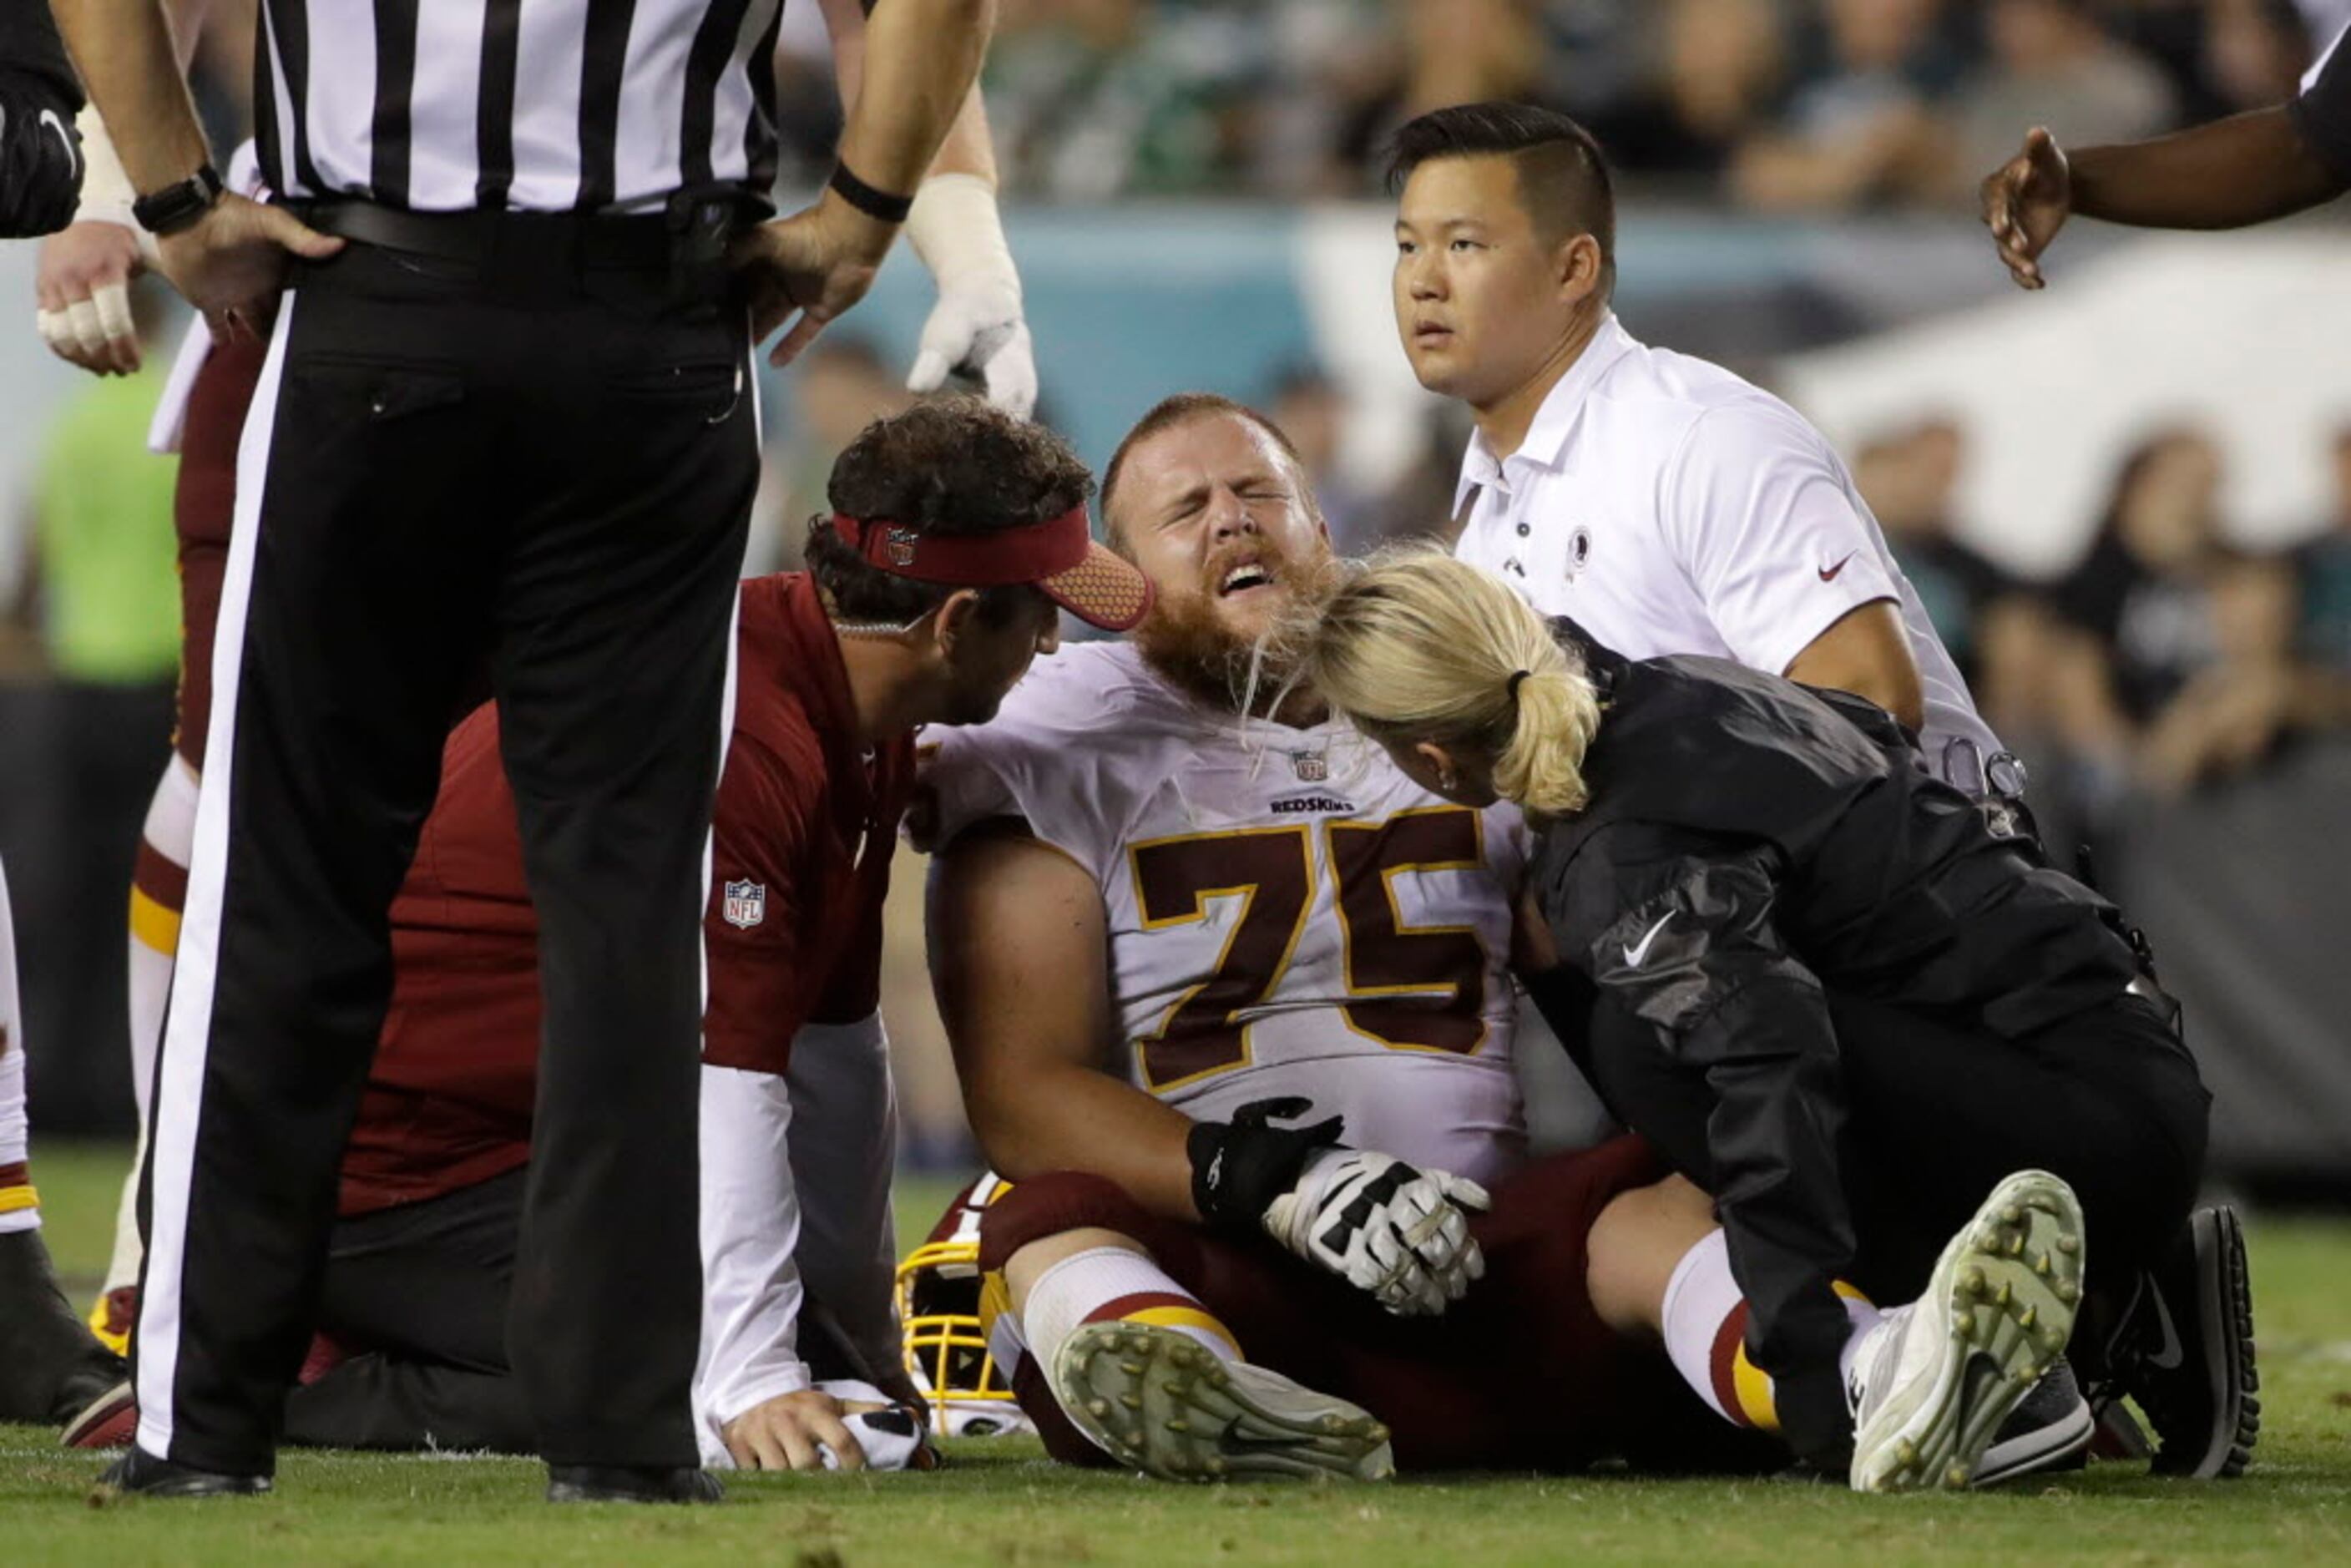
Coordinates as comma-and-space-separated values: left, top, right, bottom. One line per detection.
8, 1141, 2351, 1565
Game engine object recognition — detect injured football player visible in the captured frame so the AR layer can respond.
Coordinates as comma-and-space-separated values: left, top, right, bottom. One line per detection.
918, 396, 2090, 1490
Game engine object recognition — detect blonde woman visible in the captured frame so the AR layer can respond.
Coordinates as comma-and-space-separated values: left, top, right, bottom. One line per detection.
1300, 549, 2243, 1490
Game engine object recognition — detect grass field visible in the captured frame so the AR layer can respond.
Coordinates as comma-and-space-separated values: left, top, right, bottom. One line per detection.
8, 1141, 2351, 1565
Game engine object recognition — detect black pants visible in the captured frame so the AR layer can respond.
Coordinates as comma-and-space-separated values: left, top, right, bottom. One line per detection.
1585, 988, 2208, 1445
284, 1171, 533, 1452
135, 239, 756, 1474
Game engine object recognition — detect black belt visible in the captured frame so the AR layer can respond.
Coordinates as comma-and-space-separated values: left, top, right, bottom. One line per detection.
286, 199, 678, 272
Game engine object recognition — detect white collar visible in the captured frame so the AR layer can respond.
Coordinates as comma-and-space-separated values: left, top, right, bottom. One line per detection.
1454, 311, 1635, 513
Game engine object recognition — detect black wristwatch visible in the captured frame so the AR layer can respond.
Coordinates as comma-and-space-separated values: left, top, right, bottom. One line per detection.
133, 163, 225, 237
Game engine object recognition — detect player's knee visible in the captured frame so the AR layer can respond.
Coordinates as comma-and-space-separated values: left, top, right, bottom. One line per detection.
978, 1171, 1150, 1276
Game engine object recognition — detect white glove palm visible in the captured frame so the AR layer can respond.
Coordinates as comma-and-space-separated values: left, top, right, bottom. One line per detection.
1262, 1148, 1490, 1317
903, 173, 1037, 418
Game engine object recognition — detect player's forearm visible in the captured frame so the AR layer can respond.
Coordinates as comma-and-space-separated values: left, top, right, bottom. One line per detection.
966, 1062, 1201, 1222
53, 0, 211, 192
832, 0, 994, 199
2069, 108, 2345, 231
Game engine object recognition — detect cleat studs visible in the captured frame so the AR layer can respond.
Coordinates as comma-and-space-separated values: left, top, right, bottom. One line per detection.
1122, 1395, 1144, 1410
1896, 1439, 1919, 1465
1163, 1382, 1186, 1396
2056, 1234, 2080, 1256
2017, 1305, 2037, 1330
1167, 1419, 1190, 1434
2001, 1205, 2023, 1226
1994, 1282, 2013, 1308
1960, 1267, 1985, 1297
2035, 1253, 2054, 1277
1946, 1462, 1971, 1488
2043, 1329, 2069, 1353
1121, 1362, 1145, 1376
1088, 1399, 1111, 1417
2006, 1233, 2025, 1257
1369, 1424, 1390, 1444
2056, 1281, 2080, 1304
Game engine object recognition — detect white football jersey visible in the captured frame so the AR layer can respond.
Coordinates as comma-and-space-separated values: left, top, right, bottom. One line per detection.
925, 642, 1530, 1186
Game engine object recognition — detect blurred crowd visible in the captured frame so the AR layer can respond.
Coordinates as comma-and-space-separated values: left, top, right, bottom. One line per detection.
776, 0, 2342, 206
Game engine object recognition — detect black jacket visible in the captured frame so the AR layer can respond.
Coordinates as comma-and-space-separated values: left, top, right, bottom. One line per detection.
1526, 620, 2146, 1431
0, 2, 83, 238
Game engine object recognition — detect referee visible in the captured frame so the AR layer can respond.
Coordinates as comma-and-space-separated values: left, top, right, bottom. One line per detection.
1388, 103, 2021, 803
54, 0, 995, 1504
1980, 23, 2351, 289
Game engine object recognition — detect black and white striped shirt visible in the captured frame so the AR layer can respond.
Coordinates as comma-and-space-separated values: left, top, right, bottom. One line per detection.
254, 0, 786, 214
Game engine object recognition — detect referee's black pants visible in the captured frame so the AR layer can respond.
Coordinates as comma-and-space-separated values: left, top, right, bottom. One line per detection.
135, 239, 756, 1474
1583, 988, 2208, 1449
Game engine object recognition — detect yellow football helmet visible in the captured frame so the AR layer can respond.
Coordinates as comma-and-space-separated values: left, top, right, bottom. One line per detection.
897, 1172, 1029, 1437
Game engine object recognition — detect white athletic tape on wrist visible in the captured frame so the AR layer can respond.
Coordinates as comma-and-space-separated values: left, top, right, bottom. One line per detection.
906, 173, 1018, 297
70, 107, 160, 263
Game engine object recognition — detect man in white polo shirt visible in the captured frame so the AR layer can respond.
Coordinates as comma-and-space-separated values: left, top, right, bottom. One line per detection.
1388, 102, 2018, 800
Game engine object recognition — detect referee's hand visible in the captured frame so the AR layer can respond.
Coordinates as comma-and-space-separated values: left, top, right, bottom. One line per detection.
157, 192, 344, 341
731, 189, 897, 369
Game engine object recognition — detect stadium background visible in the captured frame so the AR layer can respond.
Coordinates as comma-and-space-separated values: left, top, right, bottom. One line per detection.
1, 0, 2348, 1262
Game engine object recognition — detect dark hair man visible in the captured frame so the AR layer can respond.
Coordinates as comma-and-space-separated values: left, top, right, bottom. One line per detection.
1388, 102, 2020, 804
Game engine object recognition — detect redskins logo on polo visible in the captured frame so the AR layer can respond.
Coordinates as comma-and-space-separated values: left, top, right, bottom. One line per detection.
1565, 526, 1594, 581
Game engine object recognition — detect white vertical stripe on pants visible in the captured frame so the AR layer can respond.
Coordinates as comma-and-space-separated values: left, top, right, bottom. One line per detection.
136, 298, 298, 1460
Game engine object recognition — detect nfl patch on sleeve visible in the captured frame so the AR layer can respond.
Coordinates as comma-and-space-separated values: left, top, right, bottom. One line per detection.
721, 879, 766, 929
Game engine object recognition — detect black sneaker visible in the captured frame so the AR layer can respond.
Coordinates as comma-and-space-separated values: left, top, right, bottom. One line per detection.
0, 1229, 128, 1424
1975, 1358, 2094, 1487
2094, 1206, 2260, 1479
546, 1464, 723, 1504
92, 1446, 271, 1499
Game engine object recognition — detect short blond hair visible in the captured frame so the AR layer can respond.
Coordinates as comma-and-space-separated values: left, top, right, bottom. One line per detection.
1303, 548, 1601, 817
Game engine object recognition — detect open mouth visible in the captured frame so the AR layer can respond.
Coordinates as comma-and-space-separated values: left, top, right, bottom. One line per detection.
1217, 560, 1277, 598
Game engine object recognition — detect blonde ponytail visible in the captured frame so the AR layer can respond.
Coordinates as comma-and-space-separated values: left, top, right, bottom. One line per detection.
1302, 547, 1602, 817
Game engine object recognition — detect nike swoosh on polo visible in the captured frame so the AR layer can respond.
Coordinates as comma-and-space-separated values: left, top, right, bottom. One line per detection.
1818, 554, 1856, 583
1216, 1418, 1299, 1456
1623, 912, 1673, 969
40, 109, 79, 180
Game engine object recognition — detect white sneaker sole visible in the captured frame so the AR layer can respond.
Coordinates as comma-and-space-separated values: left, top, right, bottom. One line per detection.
1049, 1322, 1394, 1483
1852, 1171, 2086, 1495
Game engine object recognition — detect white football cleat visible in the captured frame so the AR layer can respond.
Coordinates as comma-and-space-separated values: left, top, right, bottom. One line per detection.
1848, 1170, 2086, 1494
1050, 1321, 1394, 1483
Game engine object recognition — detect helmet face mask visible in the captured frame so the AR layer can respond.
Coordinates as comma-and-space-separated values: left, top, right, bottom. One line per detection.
897, 1175, 1032, 1437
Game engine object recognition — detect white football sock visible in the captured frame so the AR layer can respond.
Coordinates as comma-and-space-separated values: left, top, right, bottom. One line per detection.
1, 857, 39, 1235
1019, 1245, 1241, 1378
109, 756, 199, 1290
1661, 1228, 1880, 1431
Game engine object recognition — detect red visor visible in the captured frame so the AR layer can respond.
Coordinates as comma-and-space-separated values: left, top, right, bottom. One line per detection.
827, 506, 1153, 631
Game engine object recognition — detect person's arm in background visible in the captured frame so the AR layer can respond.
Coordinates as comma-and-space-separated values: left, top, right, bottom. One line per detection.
33, 0, 216, 375
0, 0, 86, 238
51, 0, 340, 332
2138, 556, 2303, 796
815, 0, 1034, 414
1980, 26, 2351, 289
735, 0, 996, 367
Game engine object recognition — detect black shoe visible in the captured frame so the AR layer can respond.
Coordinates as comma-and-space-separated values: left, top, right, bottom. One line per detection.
93, 1446, 272, 1499
2092, 1206, 2261, 1479
1974, 1358, 2095, 1487
0, 1228, 129, 1424
545, 1464, 723, 1505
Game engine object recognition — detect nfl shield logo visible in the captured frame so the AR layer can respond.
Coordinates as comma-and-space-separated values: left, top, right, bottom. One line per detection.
1291, 751, 1328, 781
884, 527, 919, 567
721, 879, 766, 929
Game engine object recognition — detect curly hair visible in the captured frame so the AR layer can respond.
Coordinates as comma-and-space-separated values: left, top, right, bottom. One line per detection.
806, 395, 1095, 626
